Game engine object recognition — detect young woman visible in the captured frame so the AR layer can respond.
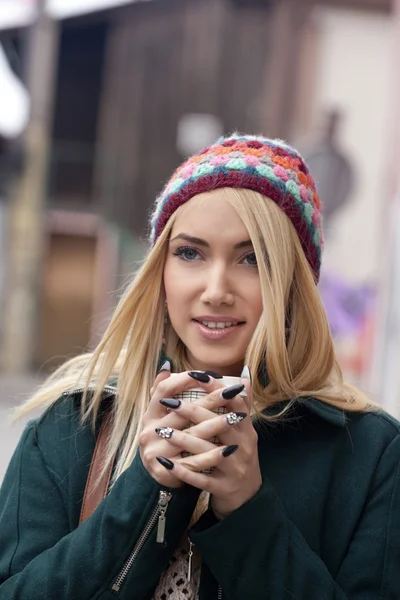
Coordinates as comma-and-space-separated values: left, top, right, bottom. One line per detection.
0, 134, 399, 600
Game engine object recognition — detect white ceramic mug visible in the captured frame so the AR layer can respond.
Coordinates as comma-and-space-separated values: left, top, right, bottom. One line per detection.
170, 373, 246, 473
171, 374, 246, 405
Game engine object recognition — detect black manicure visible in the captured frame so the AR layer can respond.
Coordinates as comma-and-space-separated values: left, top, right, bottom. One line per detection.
156, 456, 174, 470
160, 398, 181, 409
188, 371, 211, 384
155, 427, 173, 439
235, 412, 247, 420
222, 445, 239, 458
225, 411, 248, 425
222, 384, 245, 400
204, 370, 223, 379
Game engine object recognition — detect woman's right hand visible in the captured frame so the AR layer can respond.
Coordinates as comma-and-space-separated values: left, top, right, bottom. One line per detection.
139, 365, 226, 488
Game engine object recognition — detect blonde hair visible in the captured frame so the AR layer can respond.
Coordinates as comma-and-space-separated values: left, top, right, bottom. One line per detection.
18, 188, 372, 485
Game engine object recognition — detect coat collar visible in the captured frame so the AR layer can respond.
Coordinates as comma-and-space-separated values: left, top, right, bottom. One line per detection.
263, 397, 347, 428
256, 361, 347, 427
298, 397, 347, 427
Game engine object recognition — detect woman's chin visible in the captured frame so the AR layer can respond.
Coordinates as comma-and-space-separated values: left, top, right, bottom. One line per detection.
186, 349, 244, 376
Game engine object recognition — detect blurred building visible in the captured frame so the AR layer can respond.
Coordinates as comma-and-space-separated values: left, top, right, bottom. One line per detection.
295, 3, 395, 393
370, 0, 400, 418
0, 0, 395, 377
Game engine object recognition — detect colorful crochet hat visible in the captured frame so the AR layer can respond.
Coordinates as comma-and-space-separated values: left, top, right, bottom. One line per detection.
150, 133, 323, 281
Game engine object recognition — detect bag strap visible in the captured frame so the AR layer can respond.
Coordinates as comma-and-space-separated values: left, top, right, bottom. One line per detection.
79, 412, 115, 524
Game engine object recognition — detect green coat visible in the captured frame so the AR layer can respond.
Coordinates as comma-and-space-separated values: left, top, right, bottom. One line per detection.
0, 389, 400, 599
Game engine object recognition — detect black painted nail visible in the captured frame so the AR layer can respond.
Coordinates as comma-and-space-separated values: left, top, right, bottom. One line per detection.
236, 412, 247, 420
156, 456, 174, 470
188, 372, 211, 383
225, 412, 247, 425
221, 444, 239, 458
160, 398, 181, 409
157, 360, 171, 375
155, 427, 174, 439
204, 370, 223, 379
221, 384, 245, 400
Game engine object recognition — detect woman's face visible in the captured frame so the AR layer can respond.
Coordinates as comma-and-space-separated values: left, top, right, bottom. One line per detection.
163, 192, 263, 376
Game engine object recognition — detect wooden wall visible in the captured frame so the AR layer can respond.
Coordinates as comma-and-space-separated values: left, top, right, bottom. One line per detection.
50, 20, 108, 207
94, 0, 292, 236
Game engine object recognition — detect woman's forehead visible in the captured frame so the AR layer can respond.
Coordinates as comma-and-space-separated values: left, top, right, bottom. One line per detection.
170, 191, 249, 237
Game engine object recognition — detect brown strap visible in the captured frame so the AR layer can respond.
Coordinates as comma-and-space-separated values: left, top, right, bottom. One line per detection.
79, 412, 115, 523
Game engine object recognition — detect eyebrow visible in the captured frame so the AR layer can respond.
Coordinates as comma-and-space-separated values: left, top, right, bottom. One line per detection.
170, 233, 253, 250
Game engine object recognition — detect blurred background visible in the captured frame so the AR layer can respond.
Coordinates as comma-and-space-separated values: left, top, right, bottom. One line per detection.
0, 0, 399, 479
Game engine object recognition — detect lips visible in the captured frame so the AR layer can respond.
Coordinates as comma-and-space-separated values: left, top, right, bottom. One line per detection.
193, 320, 244, 341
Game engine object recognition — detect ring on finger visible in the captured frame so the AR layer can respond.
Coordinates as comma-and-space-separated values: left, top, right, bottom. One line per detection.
155, 426, 174, 439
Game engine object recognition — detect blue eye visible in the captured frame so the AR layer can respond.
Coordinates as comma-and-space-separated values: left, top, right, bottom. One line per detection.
243, 252, 257, 266
172, 246, 201, 261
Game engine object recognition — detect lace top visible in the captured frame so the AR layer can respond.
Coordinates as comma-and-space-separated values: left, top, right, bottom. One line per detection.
153, 538, 201, 599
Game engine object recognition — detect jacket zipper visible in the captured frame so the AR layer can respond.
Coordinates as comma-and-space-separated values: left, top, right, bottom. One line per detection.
111, 490, 172, 594
188, 538, 222, 599
62, 385, 118, 397
68, 382, 218, 596
188, 539, 194, 583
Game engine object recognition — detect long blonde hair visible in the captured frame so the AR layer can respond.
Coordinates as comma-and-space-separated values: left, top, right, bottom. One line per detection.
18, 187, 371, 483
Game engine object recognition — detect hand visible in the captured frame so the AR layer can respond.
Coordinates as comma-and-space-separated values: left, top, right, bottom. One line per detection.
139, 366, 226, 488
155, 371, 262, 517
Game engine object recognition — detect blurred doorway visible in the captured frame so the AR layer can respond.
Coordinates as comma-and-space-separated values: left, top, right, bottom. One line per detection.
37, 231, 97, 371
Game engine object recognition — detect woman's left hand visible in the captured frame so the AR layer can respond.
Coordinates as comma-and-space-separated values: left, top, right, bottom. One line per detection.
156, 373, 262, 518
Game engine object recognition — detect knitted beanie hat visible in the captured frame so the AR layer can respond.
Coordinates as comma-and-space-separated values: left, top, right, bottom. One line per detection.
150, 133, 323, 281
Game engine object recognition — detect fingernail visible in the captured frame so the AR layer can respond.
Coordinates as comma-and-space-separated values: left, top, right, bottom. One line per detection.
155, 427, 174, 439
157, 360, 171, 375
225, 412, 247, 426
156, 456, 174, 470
188, 371, 211, 383
221, 384, 245, 400
160, 398, 181, 409
221, 444, 239, 458
204, 370, 223, 379
241, 365, 251, 381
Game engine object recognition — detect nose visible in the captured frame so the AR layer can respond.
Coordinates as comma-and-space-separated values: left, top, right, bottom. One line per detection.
200, 263, 234, 306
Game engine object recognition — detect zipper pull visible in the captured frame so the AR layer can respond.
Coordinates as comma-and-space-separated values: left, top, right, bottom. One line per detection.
188, 539, 194, 583
156, 491, 172, 544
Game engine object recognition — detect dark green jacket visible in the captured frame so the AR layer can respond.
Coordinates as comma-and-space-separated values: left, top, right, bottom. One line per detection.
0, 390, 400, 599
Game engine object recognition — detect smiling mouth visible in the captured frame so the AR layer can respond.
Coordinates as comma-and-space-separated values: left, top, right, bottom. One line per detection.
192, 319, 245, 330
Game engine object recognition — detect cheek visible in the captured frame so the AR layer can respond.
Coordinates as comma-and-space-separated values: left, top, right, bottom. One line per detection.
163, 261, 191, 317
254, 295, 263, 320
247, 280, 263, 318
163, 262, 178, 304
